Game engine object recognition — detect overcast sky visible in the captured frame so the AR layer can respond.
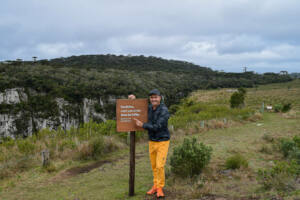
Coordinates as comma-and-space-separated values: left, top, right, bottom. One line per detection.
1, 0, 300, 73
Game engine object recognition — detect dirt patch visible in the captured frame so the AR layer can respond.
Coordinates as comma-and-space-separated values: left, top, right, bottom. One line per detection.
51, 159, 116, 182
66, 160, 112, 175
51, 152, 146, 182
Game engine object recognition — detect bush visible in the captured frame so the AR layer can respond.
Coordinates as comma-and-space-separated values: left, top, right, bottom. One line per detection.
170, 137, 212, 177
17, 140, 36, 155
274, 103, 292, 113
42, 162, 57, 173
230, 88, 246, 108
91, 137, 105, 158
77, 136, 104, 160
257, 160, 300, 192
58, 140, 76, 152
280, 138, 298, 158
278, 136, 300, 166
282, 103, 292, 113
225, 154, 248, 169
169, 104, 180, 115
274, 104, 283, 113
1, 137, 15, 148
293, 136, 300, 148
99, 120, 117, 135
290, 149, 300, 165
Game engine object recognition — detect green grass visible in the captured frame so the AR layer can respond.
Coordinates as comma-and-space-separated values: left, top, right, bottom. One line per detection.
191, 79, 300, 111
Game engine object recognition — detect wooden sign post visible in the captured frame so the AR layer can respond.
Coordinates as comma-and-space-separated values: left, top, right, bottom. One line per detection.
116, 99, 148, 196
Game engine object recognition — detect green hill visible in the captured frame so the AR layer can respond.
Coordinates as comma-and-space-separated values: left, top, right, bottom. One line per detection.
1, 54, 292, 106
0, 55, 293, 139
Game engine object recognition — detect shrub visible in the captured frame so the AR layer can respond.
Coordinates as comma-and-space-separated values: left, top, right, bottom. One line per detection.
225, 154, 248, 169
279, 136, 300, 164
91, 137, 105, 158
77, 142, 92, 160
1, 137, 15, 148
169, 104, 180, 115
259, 145, 273, 154
170, 137, 212, 177
99, 120, 117, 135
280, 138, 297, 158
262, 133, 274, 143
274, 103, 292, 113
247, 112, 263, 122
293, 135, 300, 148
77, 136, 104, 160
42, 162, 56, 173
58, 140, 76, 152
257, 160, 300, 192
274, 104, 283, 113
17, 140, 36, 155
282, 103, 292, 113
290, 149, 300, 164
230, 88, 246, 108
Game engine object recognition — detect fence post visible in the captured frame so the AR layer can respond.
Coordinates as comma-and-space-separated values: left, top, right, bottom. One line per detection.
200, 121, 205, 128
41, 149, 50, 167
260, 102, 264, 113
127, 131, 130, 145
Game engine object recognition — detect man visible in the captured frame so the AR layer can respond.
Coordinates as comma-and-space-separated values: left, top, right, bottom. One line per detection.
128, 89, 170, 198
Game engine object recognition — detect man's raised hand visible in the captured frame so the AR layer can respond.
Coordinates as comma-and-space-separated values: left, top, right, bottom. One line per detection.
128, 94, 136, 100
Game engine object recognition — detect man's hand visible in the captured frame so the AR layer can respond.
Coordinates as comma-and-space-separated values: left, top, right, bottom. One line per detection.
133, 118, 143, 127
128, 94, 136, 100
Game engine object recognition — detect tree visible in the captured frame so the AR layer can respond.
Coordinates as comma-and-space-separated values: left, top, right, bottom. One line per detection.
230, 88, 247, 108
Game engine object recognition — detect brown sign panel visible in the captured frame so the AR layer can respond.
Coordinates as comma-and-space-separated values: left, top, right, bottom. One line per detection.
116, 99, 148, 132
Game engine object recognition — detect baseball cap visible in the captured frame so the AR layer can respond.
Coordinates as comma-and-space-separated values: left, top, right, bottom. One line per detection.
148, 89, 161, 96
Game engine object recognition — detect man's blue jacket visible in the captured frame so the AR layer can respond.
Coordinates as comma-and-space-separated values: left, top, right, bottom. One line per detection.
142, 103, 170, 142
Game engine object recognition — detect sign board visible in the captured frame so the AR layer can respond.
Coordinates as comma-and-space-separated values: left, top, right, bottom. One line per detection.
116, 99, 148, 132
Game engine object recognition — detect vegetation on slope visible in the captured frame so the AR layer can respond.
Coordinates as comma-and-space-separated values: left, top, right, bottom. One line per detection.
0, 54, 292, 106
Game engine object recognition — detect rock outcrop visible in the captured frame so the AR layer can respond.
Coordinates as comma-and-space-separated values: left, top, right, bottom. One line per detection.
0, 88, 114, 139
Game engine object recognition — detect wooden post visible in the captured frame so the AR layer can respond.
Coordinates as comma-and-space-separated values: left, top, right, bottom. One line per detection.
169, 125, 174, 132
127, 132, 130, 145
260, 102, 265, 113
129, 131, 136, 196
41, 149, 50, 167
200, 121, 205, 128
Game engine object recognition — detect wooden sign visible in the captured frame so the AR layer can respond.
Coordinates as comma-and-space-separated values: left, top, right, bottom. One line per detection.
116, 99, 148, 132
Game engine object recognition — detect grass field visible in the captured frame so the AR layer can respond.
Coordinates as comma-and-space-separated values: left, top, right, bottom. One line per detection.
191, 79, 300, 111
0, 79, 300, 200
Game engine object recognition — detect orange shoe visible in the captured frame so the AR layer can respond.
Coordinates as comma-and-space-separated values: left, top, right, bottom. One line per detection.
156, 187, 164, 198
146, 185, 157, 195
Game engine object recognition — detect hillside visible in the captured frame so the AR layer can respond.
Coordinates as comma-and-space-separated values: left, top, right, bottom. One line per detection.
0, 55, 292, 139
0, 80, 299, 199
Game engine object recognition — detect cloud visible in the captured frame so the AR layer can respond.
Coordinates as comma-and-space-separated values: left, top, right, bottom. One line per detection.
36, 42, 84, 58
0, 0, 300, 72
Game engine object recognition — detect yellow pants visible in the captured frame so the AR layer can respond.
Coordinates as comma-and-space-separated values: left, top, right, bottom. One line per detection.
149, 140, 170, 188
